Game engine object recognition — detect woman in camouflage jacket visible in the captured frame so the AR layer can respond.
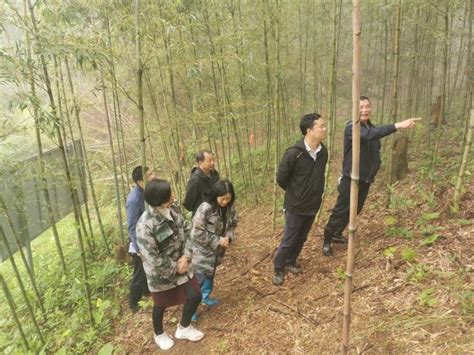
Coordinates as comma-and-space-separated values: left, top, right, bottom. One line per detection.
136, 179, 204, 350
191, 179, 238, 313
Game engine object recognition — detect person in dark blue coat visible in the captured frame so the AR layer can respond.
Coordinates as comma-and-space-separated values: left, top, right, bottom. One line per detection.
322, 96, 420, 256
127, 166, 154, 312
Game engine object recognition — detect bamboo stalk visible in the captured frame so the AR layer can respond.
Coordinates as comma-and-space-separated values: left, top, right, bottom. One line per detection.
453, 106, 474, 210
230, 0, 259, 202
341, 0, 361, 352
144, 72, 178, 190
105, 17, 130, 202
0, 273, 30, 350
54, 56, 94, 255
100, 72, 125, 244
135, 0, 146, 186
27, 0, 94, 326
0, 197, 45, 318
431, 3, 450, 171
23, 0, 67, 273
0, 227, 45, 346
64, 57, 111, 255
386, 0, 401, 192
58, 57, 96, 251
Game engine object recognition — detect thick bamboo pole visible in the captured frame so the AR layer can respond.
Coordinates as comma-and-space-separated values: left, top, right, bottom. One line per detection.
341, 0, 361, 352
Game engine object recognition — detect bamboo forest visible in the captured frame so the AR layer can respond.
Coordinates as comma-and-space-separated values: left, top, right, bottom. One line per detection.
0, 0, 472, 353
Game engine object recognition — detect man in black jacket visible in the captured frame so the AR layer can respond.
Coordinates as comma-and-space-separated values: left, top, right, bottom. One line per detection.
273, 113, 328, 286
322, 96, 420, 256
183, 150, 220, 216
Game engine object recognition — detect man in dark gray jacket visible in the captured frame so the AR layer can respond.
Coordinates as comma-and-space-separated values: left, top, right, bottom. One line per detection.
273, 113, 328, 286
183, 150, 220, 216
322, 96, 420, 256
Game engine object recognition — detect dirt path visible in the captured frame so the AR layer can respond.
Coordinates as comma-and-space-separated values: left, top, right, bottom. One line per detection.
109, 177, 473, 354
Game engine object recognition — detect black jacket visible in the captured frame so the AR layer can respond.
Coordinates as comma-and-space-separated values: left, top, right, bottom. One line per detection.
342, 120, 397, 183
183, 167, 220, 215
277, 139, 328, 215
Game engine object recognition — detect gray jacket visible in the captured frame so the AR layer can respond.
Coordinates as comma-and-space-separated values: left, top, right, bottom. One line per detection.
191, 202, 237, 277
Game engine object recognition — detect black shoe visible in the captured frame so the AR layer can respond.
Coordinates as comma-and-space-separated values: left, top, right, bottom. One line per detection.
332, 234, 348, 244
286, 264, 302, 275
272, 271, 285, 286
322, 242, 332, 256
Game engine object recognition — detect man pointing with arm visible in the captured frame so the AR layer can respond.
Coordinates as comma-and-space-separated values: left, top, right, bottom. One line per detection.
322, 96, 420, 256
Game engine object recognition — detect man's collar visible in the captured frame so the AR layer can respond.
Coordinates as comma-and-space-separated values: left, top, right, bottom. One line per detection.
303, 139, 322, 153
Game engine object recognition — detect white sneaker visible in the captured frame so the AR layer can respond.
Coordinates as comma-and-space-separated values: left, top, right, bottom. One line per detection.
154, 332, 175, 350
175, 324, 204, 341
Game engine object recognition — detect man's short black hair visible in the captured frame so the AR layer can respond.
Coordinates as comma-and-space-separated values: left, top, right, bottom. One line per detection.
144, 179, 171, 207
360, 96, 371, 103
132, 166, 149, 184
300, 113, 321, 135
195, 150, 213, 163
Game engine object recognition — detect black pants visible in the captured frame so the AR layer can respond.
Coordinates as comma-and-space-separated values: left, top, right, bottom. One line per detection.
324, 176, 371, 243
274, 211, 315, 272
128, 253, 150, 308
152, 282, 201, 335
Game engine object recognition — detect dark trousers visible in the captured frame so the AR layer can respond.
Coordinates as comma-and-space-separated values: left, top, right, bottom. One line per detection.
128, 253, 150, 307
274, 211, 316, 272
152, 282, 201, 335
324, 176, 371, 243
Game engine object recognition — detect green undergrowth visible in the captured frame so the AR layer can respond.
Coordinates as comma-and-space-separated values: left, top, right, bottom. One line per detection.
0, 202, 130, 353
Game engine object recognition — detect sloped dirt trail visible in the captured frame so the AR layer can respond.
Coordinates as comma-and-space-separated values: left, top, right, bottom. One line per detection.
110, 178, 473, 354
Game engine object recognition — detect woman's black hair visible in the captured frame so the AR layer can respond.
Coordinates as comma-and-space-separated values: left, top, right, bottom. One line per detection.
205, 179, 235, 207
144, 179, 171, 207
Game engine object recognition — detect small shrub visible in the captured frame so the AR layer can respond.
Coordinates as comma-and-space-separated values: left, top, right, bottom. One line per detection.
401, 247, 417, 262
418, 288, 438, 307
405, 263, 428, 283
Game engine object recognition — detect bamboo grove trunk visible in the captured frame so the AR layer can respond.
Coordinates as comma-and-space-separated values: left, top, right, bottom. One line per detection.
23, 2, 68, 272
27, 0, 95, 326
431, 4, 450, 172
0, 273, 30, 350
0, 227, 46, 345
453, 104, 474, 210
229, 1, 259, 202
341, 0, 361, 352
100, 72, 125, 244
135, 0, 147, 185
385, 0, 401, 206
0, 196, 45, 318
64, 58, 111, 255
57, 57, 96, 252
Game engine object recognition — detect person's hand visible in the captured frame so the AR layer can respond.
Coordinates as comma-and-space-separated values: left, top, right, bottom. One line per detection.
176, 256, 189, 274
395, 117, 421, 129
219, 237, 229, 248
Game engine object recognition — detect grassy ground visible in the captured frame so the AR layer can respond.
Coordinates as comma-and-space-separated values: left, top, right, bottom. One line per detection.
108, 136, 474, 353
